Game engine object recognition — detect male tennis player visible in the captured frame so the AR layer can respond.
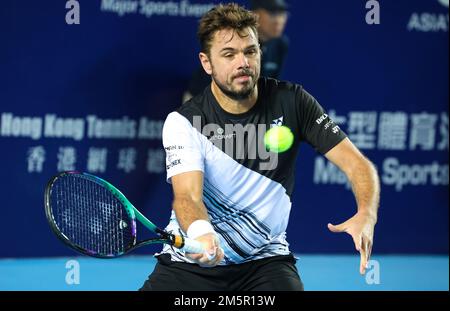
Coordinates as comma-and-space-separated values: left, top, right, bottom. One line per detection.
140, 3, 380, 291
182, 0, 290, 103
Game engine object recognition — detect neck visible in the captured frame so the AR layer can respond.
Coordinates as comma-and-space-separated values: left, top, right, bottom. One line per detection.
210, 81, 258, 115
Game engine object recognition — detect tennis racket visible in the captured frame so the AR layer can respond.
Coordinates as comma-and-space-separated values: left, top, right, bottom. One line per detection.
45, 171, 206, 258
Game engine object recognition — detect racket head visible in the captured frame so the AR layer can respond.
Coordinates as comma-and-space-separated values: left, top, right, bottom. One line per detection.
45, 171, 138, 258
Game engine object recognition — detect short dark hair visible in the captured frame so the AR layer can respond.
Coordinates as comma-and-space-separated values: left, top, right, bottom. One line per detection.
197, 3, 259, 56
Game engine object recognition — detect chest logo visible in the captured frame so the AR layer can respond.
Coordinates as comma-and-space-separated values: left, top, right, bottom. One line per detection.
271, 116, 284, 128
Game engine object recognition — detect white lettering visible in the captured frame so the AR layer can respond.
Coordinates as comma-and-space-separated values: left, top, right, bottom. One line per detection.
86, 115, 136, 139
44, 114, 84, 141
101, 0, 138, 17
382, 157, 449, 191
316, 114, 328, 125
137, 117, 163, 139
174, 295, 208, 308
65, 260, 80, 285
365, 0, 380, 25
1, 113, 42, 140
65, 0, 80, 24
407, 13, 449, 32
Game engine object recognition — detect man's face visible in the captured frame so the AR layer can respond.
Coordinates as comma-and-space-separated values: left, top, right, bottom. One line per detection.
201, 27, 261, 101
256, 9, 288, 40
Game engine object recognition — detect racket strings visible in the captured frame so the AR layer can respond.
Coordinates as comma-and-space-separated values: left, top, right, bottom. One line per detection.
52, 175, 134, 256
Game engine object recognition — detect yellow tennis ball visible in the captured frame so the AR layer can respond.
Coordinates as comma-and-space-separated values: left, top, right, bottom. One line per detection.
264, 125, 294, 153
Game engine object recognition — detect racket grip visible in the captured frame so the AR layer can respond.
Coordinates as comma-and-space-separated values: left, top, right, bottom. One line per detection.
182, 238, 205, 254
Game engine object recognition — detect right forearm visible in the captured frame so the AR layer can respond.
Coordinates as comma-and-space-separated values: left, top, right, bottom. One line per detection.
173, 196, 209, 233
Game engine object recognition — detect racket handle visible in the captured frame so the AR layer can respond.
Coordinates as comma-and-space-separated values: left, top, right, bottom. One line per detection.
182, 237, 205, 254
172, 235, 216, 260
182, 238, 216, 261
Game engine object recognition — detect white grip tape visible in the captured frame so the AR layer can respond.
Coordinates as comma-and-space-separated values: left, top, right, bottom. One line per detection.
182, 238, 204, 254
182, 238, 215, 260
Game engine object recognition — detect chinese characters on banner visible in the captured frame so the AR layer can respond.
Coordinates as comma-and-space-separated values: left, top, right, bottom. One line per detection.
313, 110, 449, 192
328, 110, 448, 151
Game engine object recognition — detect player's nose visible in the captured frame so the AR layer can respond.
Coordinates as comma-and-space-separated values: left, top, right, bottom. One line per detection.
236, 52, 250, 69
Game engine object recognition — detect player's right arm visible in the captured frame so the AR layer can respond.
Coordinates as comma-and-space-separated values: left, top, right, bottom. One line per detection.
162, 112, 224, 267
171, 171, 224, 266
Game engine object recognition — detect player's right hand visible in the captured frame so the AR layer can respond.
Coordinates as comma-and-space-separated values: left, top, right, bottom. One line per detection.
186, 232, 224, 267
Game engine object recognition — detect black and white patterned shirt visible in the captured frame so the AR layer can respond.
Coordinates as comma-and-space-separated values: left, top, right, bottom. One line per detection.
158, 77, 347, 265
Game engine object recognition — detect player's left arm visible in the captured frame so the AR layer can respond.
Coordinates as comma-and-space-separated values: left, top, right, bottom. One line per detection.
324, 137, 380, 275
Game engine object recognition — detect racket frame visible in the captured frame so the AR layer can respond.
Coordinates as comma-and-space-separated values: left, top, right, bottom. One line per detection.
45, 171, 190, 258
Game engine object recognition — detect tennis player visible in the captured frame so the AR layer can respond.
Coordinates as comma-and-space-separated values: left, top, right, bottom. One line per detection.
140, 3, 380, 291
182, 0, 290, 103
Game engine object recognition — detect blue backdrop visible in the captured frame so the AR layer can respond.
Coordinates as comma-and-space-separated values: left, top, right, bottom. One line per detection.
0, 0, 448, 258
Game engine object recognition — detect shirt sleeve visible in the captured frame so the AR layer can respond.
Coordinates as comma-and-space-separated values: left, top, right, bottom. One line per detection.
296, 87, 347, 154
162, 112, 205, 183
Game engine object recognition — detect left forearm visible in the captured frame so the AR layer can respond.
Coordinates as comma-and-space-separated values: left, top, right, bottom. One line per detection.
347, 158, 380, 222
325, 138, 380, 273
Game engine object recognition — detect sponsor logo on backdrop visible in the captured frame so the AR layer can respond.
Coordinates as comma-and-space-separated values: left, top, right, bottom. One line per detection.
100, 0, 216, 19
0, 113, 165, 174
0, 113, 162, 141
313, 110, 449, 191
407, 0, 449, 32
314, 156, 449, 192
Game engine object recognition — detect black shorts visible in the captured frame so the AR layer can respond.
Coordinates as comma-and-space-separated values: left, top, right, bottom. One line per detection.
139, 253, 304, 291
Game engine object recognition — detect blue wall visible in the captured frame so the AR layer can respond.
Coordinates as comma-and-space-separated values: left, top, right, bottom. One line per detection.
0, 0, 448, 257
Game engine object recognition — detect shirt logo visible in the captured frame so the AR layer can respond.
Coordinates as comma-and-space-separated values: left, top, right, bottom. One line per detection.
316, 114, 328, 125
271, 116, 284, 128
209, 127, 235, 141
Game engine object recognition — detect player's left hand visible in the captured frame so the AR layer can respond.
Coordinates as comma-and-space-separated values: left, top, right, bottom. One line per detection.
327, 212, 377, 275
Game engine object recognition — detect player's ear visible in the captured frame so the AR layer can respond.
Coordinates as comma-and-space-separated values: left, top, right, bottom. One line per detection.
199, 52, 212, 75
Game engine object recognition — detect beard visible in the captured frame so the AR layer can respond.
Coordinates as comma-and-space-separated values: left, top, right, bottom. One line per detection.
212, 67, 259, 101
